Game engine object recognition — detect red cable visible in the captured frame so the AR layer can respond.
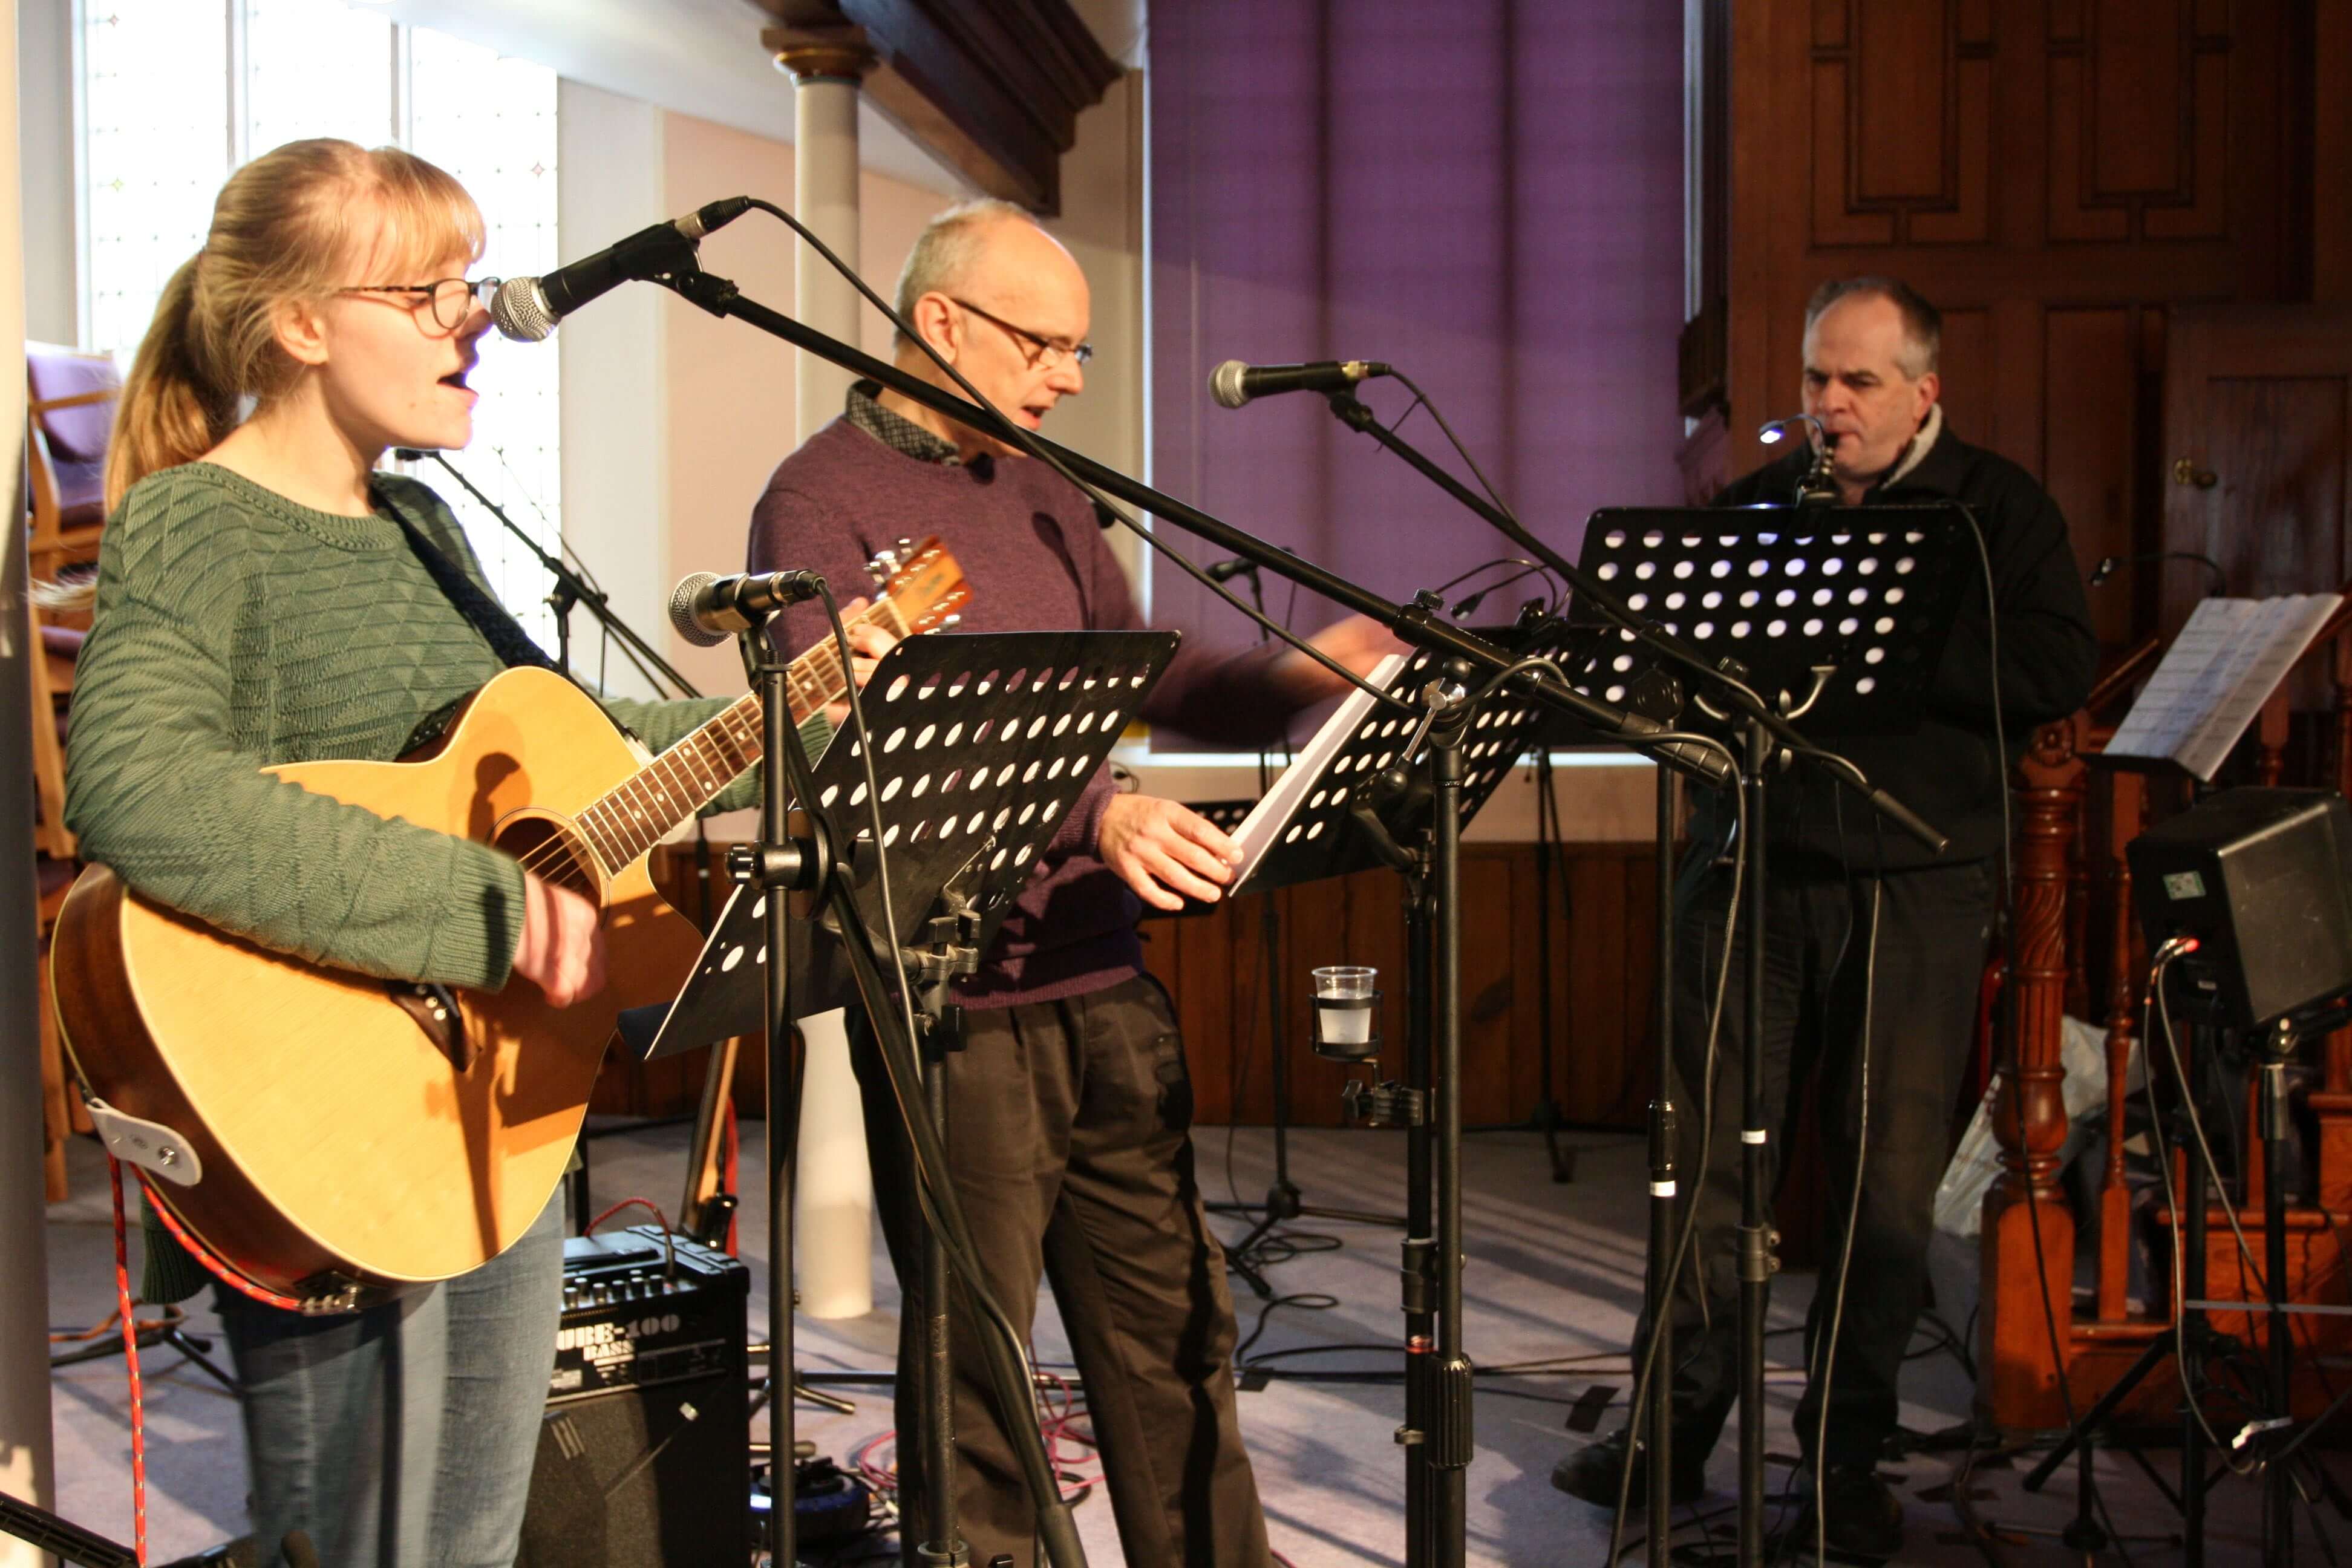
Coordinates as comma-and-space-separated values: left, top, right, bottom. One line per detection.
584, 1197, 672, 1236
106, 1155, 148, 1566
131, 1171, 303, 1312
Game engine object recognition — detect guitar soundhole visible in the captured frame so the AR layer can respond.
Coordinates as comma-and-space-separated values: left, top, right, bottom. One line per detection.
495, 815, 601, 899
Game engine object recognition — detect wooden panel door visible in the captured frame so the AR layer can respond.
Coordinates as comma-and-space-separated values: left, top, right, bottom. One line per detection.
1721, 0, 2307, 651
2161, 304, 2352, 635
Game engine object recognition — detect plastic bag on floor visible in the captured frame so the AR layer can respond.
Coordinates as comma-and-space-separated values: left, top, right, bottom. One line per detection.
1933, 1014, 2135, 1241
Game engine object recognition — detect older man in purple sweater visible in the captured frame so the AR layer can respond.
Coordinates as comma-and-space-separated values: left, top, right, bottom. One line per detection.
748, 200, 1392, 1568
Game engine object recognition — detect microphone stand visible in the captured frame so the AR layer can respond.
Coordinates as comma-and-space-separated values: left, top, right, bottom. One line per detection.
1316, 389, 1942, 1565
399, 447, 702, 699
645, 255, 1933, 1567
651, 267, 1720, 786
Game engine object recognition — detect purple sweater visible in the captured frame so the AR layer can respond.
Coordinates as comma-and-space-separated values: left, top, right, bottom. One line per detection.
749, 414, 1291, 1007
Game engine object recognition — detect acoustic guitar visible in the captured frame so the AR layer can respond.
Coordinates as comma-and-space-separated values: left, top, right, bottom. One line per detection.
50, 540, 969, 1310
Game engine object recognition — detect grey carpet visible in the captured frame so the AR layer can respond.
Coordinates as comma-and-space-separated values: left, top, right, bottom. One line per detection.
41, 1122, 2325, 1564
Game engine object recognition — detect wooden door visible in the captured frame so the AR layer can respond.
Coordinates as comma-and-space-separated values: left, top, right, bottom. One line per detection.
2161, 304, 2352, 646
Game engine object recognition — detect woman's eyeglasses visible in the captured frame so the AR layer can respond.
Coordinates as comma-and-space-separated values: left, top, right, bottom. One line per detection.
338, 277, 499, 332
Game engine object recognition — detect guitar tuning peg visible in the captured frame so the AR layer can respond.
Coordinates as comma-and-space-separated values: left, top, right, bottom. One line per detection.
941, 613, 961, 630
865, 558, 890, 586
896, 536, 915, 558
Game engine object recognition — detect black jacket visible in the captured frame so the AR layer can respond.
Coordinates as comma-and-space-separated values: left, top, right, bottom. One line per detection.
1700, 419, 2098, 870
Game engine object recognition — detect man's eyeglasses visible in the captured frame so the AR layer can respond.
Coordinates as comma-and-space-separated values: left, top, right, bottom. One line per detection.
338, 277, 499, 332
949, 296, 1093, 370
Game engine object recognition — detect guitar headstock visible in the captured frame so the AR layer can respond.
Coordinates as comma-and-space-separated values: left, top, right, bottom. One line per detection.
872, 536, 971, 635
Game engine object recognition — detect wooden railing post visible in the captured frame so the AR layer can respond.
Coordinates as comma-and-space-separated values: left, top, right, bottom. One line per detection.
1980, 717, 2086, 1429
2257, 684, 2291, 786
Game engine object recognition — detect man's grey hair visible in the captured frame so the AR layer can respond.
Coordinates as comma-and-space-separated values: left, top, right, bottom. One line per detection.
1804, 275, 1942, 378
893, 197, 1039, 350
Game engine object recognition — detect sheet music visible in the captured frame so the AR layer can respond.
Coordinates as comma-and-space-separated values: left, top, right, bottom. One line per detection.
1226, 652, 1410, 884
2105, 594, 2343, 780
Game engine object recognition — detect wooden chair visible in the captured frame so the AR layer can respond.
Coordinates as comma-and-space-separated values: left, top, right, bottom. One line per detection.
26, 340, 119, 581
26, 341, 118, 1198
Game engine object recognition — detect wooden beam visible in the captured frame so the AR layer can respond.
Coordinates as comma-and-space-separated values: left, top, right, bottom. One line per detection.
754, 0, 1123, 216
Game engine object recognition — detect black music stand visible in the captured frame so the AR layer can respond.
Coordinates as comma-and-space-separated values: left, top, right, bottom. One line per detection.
1169, 621, 1560, 1555
1572, 503, 1973, 1564
627, 628, 1180, 1568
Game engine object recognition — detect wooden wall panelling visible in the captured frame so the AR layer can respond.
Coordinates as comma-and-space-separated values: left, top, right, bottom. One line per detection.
1342, 864, 1413, 1121
622, 843, 1664, 1129
2319, 0, 2352, 301
2043, 307, 2143, 644
1730, 0, 2304, 655
2161, 304, 2352, 603
1563, 851, 1633, 1124
1458, 852, 1523, 1127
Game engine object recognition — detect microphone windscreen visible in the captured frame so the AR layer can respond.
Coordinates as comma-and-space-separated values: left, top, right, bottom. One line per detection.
281, 1530, 322, 1568
1208, 359, 1252, 410
491, 276, 558, 343
667, 572, 728, 647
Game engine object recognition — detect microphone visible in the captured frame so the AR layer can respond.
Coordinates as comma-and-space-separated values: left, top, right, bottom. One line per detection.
1757, 413, 1837, 505
1204, 555, 1259, 584
282, 1531, 322, 1568
1209, 358, 1392, 409
492, 196, 754, 342
668, 568, 825, 646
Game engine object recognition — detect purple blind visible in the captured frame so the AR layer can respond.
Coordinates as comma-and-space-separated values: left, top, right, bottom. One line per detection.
1146, 0, 1687, 736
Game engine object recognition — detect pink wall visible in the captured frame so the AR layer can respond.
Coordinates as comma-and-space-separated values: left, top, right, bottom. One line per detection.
656, 111, 947, 694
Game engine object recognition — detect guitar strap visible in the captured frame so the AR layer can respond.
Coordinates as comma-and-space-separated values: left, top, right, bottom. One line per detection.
377, 483, 561, 676
376, 483, 578, 753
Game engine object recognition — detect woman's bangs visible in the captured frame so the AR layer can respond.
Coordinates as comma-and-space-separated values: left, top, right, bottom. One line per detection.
363, 149, 486, 280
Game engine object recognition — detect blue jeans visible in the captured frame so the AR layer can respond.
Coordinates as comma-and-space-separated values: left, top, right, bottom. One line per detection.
217, 1189, 564, 1567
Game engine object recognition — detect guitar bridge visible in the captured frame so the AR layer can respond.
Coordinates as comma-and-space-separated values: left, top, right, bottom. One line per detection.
391, 982, 475, 1073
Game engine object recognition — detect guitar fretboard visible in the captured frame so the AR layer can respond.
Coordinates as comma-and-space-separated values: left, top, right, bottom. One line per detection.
569, 595, 913, 874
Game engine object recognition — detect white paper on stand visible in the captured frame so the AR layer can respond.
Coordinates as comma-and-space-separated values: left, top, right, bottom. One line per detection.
1224, 651, 1411, 889
2103, 593, 2344, 780
794, 1007, 874, 1319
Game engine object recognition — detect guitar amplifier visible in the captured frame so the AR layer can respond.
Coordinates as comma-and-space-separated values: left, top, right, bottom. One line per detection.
517, 1226, 751, 1567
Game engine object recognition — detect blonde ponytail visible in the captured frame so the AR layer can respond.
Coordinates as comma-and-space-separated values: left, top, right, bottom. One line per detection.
104, 252, 235, 514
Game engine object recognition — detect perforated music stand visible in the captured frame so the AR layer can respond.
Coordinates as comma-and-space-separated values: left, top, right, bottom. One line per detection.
624, 629, 1181, 1059
1567, 501, 1973, 1564
619, 627, 1180, 1568
1565, 504, 1974, 731
1217, 616, 1568, 898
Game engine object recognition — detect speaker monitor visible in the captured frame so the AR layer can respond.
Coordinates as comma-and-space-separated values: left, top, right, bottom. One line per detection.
2127, 786, 2352, 1032
517, 1228, 750, 1567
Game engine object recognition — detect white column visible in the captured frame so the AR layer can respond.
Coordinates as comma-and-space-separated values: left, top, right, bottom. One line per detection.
773, 33, 878, 445
0, 1, 60, 1561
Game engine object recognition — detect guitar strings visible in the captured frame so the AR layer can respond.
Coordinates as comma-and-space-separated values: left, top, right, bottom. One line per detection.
499, 590, 914, 891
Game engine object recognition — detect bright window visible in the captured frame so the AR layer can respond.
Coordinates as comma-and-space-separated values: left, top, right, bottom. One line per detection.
81, 0, 563, 642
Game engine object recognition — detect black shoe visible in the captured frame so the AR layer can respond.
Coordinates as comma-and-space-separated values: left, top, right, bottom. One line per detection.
1795, 1464, 1904, 1561
1549, 1426, 1706, 1511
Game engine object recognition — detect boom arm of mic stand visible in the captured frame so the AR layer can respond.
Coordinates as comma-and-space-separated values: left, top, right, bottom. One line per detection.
1319, 391, 1947, 855
654, 266, 1733, 788
411, 449, 703, 699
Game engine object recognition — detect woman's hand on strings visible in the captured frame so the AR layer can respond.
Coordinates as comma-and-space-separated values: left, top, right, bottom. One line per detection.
514, 872, 607, 1007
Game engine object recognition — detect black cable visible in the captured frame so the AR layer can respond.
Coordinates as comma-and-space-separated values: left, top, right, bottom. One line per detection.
810, 584, 1057, 1454
1388, 370, 1518, 534
741, 198, 1413, 717
1962, 507, 2140, 1564
1606, 733, 1746, 1567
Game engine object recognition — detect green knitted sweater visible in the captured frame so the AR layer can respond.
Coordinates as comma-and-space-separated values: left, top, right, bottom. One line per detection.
64, 461, 784, 1301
